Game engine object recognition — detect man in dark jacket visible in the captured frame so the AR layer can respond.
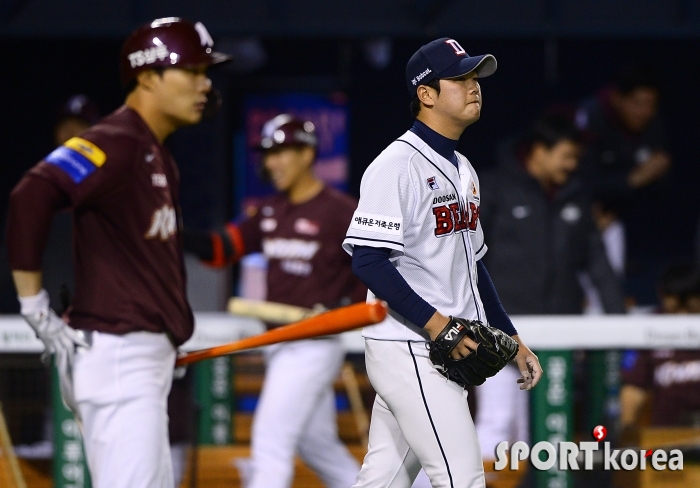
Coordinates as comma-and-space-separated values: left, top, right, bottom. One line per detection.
474, 113, 625, 470
480, 113, 625, 315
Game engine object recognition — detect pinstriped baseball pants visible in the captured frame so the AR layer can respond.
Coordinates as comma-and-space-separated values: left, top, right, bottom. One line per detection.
353, 339, 485, 488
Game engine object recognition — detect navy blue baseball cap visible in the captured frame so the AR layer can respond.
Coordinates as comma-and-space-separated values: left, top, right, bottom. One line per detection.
406, 38, 497, 96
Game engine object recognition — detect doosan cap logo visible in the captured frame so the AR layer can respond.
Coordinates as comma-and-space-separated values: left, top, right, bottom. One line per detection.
412, 67, 432, 86
445, 39, 466, 55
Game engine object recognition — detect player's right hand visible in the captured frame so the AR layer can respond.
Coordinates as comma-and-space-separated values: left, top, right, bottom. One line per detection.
19, 289, 89, 364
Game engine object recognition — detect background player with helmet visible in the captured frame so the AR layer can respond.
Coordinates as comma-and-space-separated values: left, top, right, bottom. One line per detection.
343, 38, 541, 487
183, 114, 364, 488
6, 17, 230, 488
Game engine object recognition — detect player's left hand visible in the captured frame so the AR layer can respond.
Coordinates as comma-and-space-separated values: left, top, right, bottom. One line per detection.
511, 335, 541, 390
20, 289, 89, 364
19, 289, 89, 420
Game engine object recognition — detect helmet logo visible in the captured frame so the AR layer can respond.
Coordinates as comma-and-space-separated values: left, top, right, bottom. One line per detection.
128, 45, 170, 68
194, 22, 214, 47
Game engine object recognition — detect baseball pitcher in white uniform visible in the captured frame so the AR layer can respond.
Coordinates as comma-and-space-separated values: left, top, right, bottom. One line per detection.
343, 38, 542, 488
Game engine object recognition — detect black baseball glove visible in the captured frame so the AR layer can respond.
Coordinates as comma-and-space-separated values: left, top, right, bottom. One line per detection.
428, 316, 519, 387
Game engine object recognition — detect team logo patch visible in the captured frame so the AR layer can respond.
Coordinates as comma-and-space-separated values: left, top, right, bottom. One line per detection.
260, 218, 277, 232
560, 203, 581, 224
45, 137, 106, 184
427, 176, 440, 190
151, 174, 167, 188
471, 180, 478, 197
294, 218, 320, 236
512, 205, 530, 219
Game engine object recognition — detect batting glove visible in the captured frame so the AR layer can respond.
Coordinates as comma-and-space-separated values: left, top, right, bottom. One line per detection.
19, 289, 89, 364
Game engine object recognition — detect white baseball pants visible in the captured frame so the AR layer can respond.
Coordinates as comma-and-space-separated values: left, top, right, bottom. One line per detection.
73, 330, 176, 488
474, 363, 529, 460
247, 337, 360, 488
353, 339, 485, 488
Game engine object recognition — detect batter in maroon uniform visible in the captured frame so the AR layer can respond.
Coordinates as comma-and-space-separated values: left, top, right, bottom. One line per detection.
6, 18, 230, 488
184, 114, 363, 488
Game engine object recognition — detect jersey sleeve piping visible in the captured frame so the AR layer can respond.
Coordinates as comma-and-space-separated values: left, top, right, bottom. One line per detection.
342, 235, 404, 258
345, 235, 404, 247
474, 242, 488, 261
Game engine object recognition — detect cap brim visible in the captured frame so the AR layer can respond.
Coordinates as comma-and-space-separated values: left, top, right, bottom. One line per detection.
442, 54, 497, 79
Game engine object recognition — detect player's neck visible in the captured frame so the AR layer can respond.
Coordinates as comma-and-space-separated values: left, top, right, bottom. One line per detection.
416, 113, 464, 140
125, 93, 176, 143
287, 174, 324, 204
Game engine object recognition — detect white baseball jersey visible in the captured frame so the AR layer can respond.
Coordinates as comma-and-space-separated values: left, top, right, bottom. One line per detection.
343, 130, 487, 342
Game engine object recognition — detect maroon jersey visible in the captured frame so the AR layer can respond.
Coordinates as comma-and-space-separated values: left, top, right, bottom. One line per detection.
237, 186, 365, 313
7, 106, 193, 345
621, 349, 700, 426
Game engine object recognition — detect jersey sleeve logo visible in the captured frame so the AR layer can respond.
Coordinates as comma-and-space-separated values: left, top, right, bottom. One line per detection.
350, 212, 402, 236
45, 137, 107, 184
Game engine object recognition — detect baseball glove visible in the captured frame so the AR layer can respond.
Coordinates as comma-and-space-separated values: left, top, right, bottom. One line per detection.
428, 316, 518, 387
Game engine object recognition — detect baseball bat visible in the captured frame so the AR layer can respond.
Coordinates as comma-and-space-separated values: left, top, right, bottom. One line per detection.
227, 297, 314, 323
176, 301, 386, 367
0, 403, 27, 488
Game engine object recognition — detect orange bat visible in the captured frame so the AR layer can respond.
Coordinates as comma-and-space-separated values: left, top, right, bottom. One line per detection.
176, 301, 387, 366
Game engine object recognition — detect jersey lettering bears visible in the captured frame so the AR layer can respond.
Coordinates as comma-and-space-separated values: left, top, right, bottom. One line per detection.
432, 201, 479, 236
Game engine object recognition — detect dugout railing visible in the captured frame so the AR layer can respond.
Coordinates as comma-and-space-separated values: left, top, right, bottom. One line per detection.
1, 314, 700, 488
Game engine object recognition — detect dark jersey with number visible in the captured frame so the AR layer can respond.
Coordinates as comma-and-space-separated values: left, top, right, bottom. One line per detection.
7, 106, 194, 345
621, 349, 700, 426
237, 186, 365, 313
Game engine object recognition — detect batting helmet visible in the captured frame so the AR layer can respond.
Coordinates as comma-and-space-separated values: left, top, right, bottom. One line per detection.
257, 114, 318, 150
120, 17, 232, 86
